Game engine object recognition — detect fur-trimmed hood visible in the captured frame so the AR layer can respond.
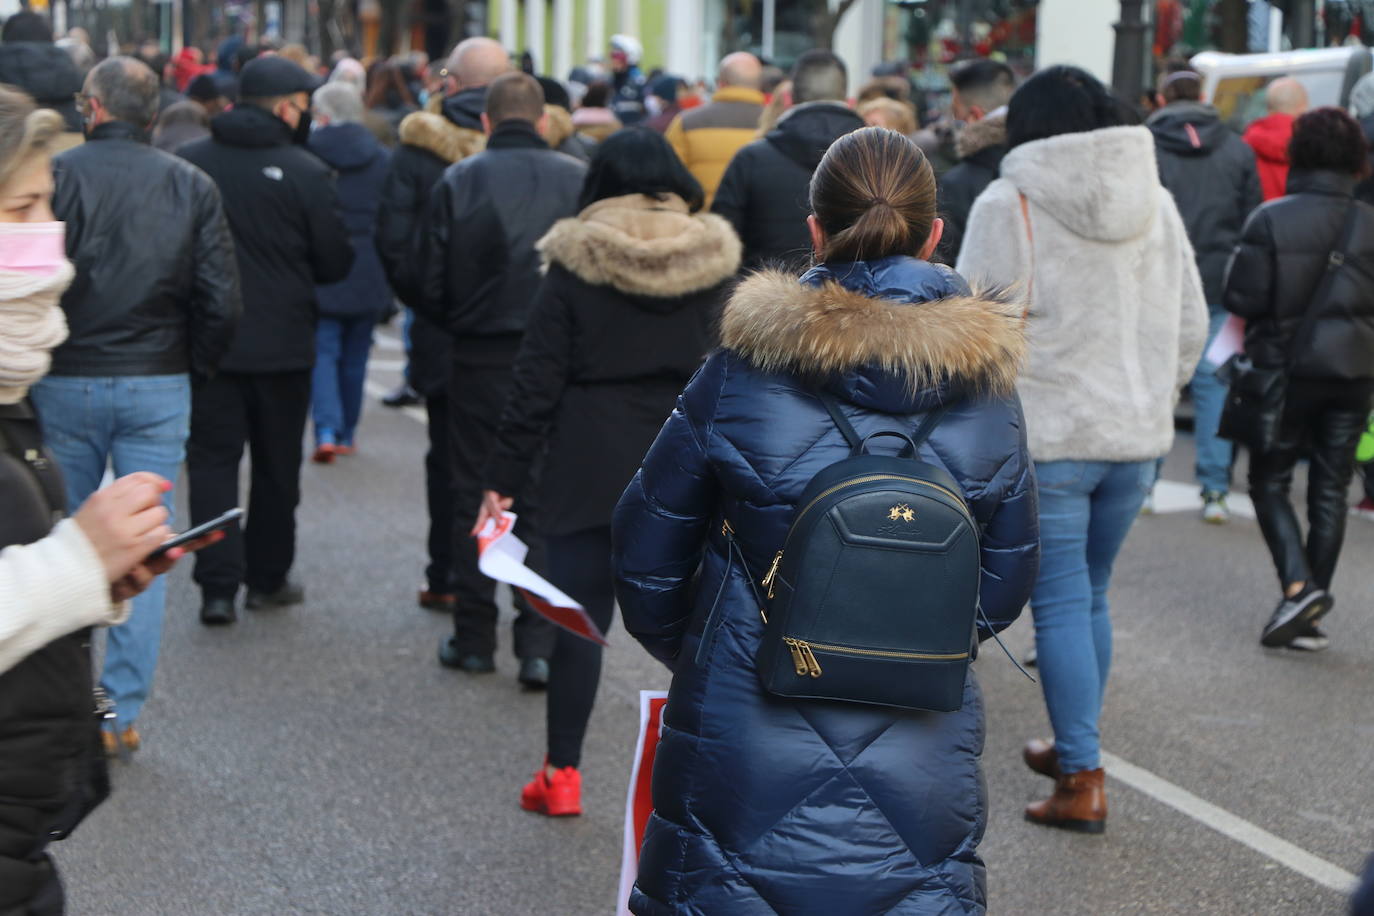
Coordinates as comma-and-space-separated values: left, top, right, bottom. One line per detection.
398, 110, 485, 164
955, 110, 1006, 160
538, 194, 741, 305
721, 256, 1024, 410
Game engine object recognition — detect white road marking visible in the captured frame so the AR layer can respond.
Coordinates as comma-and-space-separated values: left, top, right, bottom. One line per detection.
372, 332, 405, 352
1149, 479, 1256, 519
363, 379, 427, 426
362, 351, 1357, 895
1102, 751, 1358, 894
366, 358, 408, 373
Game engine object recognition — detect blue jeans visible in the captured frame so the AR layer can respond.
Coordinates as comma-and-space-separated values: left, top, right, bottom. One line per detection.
1192, 309, 1234, 495
1030, 459, 1152, 774
31, 374, 191, 729
312, 317, 374, 447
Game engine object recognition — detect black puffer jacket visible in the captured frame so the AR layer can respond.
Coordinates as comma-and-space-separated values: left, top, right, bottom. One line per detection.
416, 119, 585, 363
374, 98, 486, 396
1149, 101, 1262, 304
483, 193, 741, 536
0, 42, 82, 133
1224, 170, 1374, 380
0, 403, 107, 911
180, 105, 354, 373
938, 113, 1006, 264
51, 121, 241, 379
711, 102, 866, 270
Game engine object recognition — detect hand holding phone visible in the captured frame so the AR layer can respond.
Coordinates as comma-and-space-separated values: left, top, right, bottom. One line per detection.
147, 508, 243, 560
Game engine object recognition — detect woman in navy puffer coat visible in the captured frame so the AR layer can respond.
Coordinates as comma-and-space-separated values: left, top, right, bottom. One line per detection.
613, 127, 1039, 915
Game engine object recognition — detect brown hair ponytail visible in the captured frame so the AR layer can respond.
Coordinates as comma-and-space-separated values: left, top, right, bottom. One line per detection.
809, 126, 937, 263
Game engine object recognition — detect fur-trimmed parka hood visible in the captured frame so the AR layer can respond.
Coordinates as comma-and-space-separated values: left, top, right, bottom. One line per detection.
955, 109, 1006, 160
721, 256, 1024, 411
538, 194, 741, 307
398, 110, 485, 164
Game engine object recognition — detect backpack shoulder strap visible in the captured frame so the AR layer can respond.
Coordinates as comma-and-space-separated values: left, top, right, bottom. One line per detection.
910, 404, 952, 450
816, 393, 863, 451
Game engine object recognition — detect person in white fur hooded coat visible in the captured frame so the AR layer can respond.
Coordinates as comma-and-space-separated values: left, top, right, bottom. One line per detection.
957, 65, 1208, 836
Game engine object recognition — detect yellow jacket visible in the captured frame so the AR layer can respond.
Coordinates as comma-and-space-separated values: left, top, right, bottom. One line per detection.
665, 87, 766, 208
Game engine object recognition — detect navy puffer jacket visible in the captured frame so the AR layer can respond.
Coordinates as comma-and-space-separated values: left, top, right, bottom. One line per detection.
613, 256, 1039, 915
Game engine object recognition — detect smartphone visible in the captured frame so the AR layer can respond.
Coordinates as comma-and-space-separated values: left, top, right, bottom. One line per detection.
148, 508, 243, 559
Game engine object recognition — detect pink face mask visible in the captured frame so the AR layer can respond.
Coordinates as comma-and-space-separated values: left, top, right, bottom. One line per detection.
0, 222, 67, 276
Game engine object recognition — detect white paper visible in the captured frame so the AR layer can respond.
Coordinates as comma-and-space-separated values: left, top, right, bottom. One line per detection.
1205, 314, 1245, 368
617, 691, 670, 916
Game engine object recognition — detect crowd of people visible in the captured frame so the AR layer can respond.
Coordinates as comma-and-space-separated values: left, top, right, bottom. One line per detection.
1, 8, 1373, 914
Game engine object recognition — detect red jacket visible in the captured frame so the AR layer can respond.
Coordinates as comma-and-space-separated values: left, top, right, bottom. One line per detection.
1243, 112, 1295, 200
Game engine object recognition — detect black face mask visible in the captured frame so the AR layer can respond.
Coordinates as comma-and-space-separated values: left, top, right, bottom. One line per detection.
292, 107, 312, 145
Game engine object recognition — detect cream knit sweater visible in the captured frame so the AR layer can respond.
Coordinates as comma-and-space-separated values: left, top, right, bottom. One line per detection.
0, 518, 127, 675
0, 259, 126, 675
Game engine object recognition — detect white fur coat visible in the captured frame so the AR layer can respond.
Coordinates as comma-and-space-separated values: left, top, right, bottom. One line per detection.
957, 125, 1208, 463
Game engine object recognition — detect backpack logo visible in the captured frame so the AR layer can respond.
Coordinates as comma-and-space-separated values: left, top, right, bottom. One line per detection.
887, 504, 915, 523
262, 166, 284, 181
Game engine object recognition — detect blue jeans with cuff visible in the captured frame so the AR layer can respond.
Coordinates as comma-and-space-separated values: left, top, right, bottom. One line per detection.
1030, 459, 1152, 774
31, 373, 191, 729
312, 316, 374, 448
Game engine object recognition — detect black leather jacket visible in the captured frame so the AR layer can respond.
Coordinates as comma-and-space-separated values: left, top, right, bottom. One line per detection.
1224, 170, 1374, 380
51, 121, 242, 379
416, 120, 585, 364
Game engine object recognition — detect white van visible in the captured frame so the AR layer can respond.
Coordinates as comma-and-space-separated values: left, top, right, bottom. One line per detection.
1190, 45, 1373, 130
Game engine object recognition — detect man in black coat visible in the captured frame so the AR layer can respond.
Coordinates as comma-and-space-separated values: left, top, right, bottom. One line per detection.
179, 56, 354, 625
375, 36, 508, 614
416, 71, 584, 682
937, 59, 1015, 264
30, 56, 240, 751
1147, 70, 1262, 523
712, 50, 865, 270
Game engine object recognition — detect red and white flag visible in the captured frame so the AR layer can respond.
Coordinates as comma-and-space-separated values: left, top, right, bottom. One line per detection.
475, 511, 608, 646
617, 691, 670, 916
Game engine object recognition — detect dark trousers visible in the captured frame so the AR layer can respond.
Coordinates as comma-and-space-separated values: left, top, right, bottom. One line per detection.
188, 370, 311, 598
424, 390, 455, 594
447, 360, 554, 659
0, 854, 64, 916
544, 526, 616, 769
1249, 379, 1374, 591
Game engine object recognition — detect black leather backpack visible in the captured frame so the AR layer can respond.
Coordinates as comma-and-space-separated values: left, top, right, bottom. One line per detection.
748, 395, 981, 712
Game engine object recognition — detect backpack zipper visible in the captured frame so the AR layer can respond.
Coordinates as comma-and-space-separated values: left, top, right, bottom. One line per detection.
760, 475, 975, 596
782, 637, 969, 678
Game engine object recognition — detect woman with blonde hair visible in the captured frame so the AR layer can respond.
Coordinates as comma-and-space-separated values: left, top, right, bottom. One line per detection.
0, 86, 211, 913
613, 126, 1038, 913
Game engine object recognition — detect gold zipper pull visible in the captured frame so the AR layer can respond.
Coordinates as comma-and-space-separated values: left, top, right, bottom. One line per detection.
783, 638, 807, 676
798, 641, 823, 678
761, 550, 784, 598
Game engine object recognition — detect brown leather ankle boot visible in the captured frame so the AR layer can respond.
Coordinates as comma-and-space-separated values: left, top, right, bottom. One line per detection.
1022, 738, 1061, 779
1025, 767, 1106, 834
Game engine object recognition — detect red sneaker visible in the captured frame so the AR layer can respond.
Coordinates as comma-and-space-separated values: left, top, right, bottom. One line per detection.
520, 762, 582, 817
312, 443, 337, 464
1353, 498, 1374, 521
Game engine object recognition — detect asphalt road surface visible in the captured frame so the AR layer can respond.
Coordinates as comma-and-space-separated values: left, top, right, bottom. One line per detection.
61, 328, 1373, 915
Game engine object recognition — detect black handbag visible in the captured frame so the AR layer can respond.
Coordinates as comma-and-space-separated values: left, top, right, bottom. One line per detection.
1218, 200, 1360, 452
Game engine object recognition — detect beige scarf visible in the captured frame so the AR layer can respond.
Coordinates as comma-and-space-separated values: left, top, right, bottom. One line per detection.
0, 263, 73, 404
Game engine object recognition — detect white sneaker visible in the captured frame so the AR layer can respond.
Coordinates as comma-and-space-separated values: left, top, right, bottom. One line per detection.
1286, 625, 1330, 652
1202, 492, 1230, 525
